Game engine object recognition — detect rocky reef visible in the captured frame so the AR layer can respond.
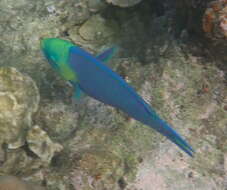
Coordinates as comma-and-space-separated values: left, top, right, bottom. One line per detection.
0, 176, 45, 190
175, 0, 227, 66
0, 67, 39, 154
0, 0, 226, 190
203, 0, 227, 39
106, 0, 142, 7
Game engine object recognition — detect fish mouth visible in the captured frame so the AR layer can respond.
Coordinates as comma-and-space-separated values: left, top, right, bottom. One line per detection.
39, 37, 50, 50
40, 38, 46, 49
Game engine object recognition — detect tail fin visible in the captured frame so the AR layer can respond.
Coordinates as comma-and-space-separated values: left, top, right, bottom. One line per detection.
148, 117, 194, 157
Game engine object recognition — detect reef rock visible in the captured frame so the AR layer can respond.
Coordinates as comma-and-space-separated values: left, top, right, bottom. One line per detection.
69, 148, 124, 190
78, 14, 119, 43
0, 67, 40, 149
87, 0, 107, 12
126, 45, 227, 189
203, 0, 227, 39
175, 0, 227, 64
26, 125, 63, 164
34, 101, 79, 142
0, 175, 45, 190
106, 0, 142, 7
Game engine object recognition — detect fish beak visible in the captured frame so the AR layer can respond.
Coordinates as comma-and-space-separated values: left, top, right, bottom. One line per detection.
40, 39, 45, 49
40, 37, 48, 50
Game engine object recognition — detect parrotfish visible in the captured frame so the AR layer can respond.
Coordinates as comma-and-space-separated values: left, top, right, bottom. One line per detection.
41, 38, 194, 157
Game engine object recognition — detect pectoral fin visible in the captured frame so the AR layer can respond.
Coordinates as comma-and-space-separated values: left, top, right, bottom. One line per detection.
73, 83, 86, 100
69, 81, 86, 101
96, 46, 118, 63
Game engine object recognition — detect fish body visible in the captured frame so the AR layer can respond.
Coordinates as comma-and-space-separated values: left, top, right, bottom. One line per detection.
41, 38, 194, 156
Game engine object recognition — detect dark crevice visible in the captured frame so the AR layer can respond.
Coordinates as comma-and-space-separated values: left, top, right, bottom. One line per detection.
22, 142, 39, 158
118, 177, 127, 189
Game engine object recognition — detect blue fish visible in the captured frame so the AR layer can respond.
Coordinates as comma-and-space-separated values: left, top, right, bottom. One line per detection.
41, 38, 194, 156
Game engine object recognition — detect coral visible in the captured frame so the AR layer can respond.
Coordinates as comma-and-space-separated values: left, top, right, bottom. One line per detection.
26, 125, 63, 164
203, 0, 227, 39
175, 0, 227, 65
0, 148, 43, 176
0, 67, 40, 149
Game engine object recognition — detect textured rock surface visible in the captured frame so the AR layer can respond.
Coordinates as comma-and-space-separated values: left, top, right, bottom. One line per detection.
0, 176, 45, 190
0, 67, 40, 149
203, 0, 227, 39
87, 0, 107, 12
203, 0, 227, 66
68, 14, 120, 53
26, 125, 63, 164
175, 0, 209, 35
126, 44, 227, 190
79, 14, 119, 42
106, 0, 142, 7
34, 101, 79, 141
175, 0, 227, 64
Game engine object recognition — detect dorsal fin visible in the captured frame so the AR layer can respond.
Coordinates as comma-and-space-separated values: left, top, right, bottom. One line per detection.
96, 46, 118, 63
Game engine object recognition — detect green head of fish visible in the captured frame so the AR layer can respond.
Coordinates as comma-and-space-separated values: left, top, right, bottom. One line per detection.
41, 38, 77, 81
